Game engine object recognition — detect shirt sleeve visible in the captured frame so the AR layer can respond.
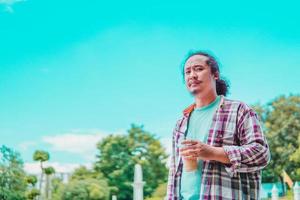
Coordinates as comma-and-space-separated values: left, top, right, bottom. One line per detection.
222, 107, 271, 177
166, 122, 178, 199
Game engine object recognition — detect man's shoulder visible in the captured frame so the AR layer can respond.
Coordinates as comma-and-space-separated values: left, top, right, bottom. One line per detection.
223, 97, 253, 112
223, 98, 259, 121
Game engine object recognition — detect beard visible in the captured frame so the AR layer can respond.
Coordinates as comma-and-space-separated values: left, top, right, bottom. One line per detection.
189, 88, 202, 96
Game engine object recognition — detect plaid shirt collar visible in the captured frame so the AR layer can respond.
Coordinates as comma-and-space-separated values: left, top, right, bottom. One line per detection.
183, 95, 225, 117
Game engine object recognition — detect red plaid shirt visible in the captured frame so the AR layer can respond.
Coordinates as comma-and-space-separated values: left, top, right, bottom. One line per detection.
166, 96, 270, 200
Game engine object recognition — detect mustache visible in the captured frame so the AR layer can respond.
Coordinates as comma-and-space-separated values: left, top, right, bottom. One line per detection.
187, 80, 202, 86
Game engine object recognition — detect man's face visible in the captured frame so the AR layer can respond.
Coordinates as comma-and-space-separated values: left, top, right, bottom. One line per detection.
184, 55, 218, 95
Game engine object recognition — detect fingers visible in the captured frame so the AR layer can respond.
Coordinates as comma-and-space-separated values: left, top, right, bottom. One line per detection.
180, 148, 194, 156
180, 146, 196, 152
183, 156, 197, 161
181, 149, 198, 160
180, 147, 198, 153
179, 140, 207, 160
182, 154, 198, 160
181, 140, 198, 145
180, 142, 202, 152
180, 140, 199, 151
180, 148, 199, 161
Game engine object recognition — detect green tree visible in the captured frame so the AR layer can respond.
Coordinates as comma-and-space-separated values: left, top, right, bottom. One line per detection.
290, 135, 300, 176
50, 177, 65, 200
95, 124, 168, 200
44, 166, 55, 199
145, 182, 167, 200
61, 166, 109, 200
0, 145, 27, 200
25, 188, 40, 200
253, 95, 300, 183
33, 150, 50, 199
25, 175, 40, 200
62, 180, 89, 200
25, 175, 38, 186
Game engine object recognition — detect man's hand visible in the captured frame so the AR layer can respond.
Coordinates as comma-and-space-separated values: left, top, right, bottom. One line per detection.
179, 140, 214, 161
179, 140, 230, 164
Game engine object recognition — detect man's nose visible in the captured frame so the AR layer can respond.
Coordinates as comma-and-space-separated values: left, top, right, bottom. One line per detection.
190, 70, 197, 78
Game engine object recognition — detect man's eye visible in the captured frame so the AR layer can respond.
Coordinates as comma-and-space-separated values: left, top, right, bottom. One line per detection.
185, 71, 191, 74
195, 67, 203, 71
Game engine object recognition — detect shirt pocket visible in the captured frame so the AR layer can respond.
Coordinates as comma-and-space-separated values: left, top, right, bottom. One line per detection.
215, 119, 238, 146
222, 129, 236, 145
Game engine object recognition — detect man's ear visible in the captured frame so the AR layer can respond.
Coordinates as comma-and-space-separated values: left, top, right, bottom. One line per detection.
214, 72, 220, 80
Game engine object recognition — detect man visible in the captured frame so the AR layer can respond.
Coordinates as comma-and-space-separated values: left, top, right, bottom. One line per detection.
166, 51, 270, 200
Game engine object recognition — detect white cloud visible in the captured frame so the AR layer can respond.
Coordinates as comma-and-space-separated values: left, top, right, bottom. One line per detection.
40, 129, 128, 162
0, 0, 26, 13
42, 131, 106, 161
18, 141, 36, 151
24, 162, 92, 174
17, 129, 126, 163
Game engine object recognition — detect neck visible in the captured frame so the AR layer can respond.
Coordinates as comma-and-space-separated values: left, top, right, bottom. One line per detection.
194, 90, 218, 108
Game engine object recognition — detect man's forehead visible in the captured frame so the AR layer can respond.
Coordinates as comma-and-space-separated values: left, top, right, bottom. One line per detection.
185, 55, 208, 68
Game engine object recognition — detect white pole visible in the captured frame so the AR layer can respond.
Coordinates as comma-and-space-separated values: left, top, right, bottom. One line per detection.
272, 184, 278, 200
132, 164, 145, 200
294, 182, 300, 200
112, 195, 117, 200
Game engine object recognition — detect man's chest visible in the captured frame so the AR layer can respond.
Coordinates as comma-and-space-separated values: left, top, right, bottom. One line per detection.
175, 111, 239, 149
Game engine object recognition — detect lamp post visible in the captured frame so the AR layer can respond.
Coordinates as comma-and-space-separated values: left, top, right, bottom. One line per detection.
132, 164, 145, 200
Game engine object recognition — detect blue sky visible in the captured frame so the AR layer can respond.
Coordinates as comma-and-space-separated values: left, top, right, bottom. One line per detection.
0, 0, 299, 173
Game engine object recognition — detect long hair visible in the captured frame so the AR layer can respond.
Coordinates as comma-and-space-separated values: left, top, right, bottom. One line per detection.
181, 50, 229, 96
